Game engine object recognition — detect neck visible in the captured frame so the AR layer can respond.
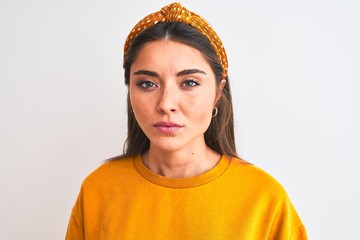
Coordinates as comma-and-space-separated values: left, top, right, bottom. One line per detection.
142, 145, 221, 178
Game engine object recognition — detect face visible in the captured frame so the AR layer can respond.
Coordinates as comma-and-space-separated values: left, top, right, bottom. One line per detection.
129, 40, 221, 153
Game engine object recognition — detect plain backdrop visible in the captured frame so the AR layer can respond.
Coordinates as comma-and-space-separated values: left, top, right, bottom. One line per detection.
1, 0, 359, 239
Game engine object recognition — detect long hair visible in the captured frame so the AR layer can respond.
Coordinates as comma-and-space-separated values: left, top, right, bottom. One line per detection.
112, 22, 237, 160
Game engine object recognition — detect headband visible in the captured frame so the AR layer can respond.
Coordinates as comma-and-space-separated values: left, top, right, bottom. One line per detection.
123, 2, 228, 79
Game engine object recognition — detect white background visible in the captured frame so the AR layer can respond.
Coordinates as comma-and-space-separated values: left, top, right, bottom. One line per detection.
1, 0, 359, 239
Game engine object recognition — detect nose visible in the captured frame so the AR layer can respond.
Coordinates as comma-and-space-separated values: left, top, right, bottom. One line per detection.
157, 86, 178, 114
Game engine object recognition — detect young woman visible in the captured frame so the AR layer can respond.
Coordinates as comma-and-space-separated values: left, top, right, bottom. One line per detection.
66, 3, 307, 239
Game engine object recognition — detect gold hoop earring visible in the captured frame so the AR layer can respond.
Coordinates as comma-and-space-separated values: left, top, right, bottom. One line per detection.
212, 107, 218, 117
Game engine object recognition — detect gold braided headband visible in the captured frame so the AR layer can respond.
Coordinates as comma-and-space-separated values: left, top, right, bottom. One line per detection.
124, 2, 228, 79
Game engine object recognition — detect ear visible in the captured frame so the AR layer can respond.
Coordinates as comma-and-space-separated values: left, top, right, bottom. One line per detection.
215, 79, 227, 104
220, 79, 226, 90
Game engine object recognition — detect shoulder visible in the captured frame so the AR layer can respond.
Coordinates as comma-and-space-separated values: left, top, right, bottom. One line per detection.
226, 157, 306, 239
81, 155, 137, 189
227, 157, 289, 199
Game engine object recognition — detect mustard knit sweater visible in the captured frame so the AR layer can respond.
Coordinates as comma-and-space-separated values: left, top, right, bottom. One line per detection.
66, 154, 307, 240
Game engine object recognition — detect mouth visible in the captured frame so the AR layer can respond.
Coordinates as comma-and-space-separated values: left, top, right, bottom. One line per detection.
153, 121, 183, 134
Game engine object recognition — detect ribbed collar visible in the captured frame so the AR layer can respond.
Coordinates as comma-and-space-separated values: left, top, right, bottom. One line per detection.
133, 154, 231, 188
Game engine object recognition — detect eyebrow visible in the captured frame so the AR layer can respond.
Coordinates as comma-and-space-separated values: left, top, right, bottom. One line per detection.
132, 70, 159, 77
177, 69, 207, 76
132, 69, 207, 77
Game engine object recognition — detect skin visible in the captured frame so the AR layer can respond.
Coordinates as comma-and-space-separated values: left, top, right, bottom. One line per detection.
129, 40, 226, 178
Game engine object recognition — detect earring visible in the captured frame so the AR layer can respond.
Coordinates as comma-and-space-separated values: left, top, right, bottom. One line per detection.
212, 107, 218, 117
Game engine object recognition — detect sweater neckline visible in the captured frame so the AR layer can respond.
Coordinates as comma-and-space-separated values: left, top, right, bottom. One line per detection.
133, 154, 231, 188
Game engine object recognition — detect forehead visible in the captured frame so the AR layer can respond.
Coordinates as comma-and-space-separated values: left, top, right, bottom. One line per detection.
131, 40, 213, 73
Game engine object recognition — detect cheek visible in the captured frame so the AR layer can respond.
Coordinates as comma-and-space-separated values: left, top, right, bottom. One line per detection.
183, 94, 215, 120
129, 93, 151, 121
197, 88, 217, 106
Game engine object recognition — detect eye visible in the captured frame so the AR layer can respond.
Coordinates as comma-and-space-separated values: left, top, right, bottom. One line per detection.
182, 79, 199, 87
136, 81, 157, 89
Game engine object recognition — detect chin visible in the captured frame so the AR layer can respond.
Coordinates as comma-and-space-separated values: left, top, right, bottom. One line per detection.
149, 139, 186, 152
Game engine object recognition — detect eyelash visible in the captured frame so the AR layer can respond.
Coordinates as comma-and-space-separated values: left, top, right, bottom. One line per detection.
136, 81, 157, 89
136, 79, 200, 89
182, 79, 199, 87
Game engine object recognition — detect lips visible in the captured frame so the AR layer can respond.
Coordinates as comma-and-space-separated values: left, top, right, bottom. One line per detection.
153, 121, 183, 134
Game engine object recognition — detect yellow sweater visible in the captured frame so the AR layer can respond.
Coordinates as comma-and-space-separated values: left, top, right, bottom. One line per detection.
66, 155, 307, 240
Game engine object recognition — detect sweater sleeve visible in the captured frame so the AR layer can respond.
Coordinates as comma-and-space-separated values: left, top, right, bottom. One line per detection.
289, 226, 308, 240
271, 197, 308, 240
65, 187, 85, 240
266, 185, 308, 240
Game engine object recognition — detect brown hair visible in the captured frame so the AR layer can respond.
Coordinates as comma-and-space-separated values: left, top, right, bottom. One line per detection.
123, 2, 229, 80
112, 22, 238, 160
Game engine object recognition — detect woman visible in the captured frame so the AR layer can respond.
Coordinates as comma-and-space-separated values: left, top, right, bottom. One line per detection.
66, 2, 307, 239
